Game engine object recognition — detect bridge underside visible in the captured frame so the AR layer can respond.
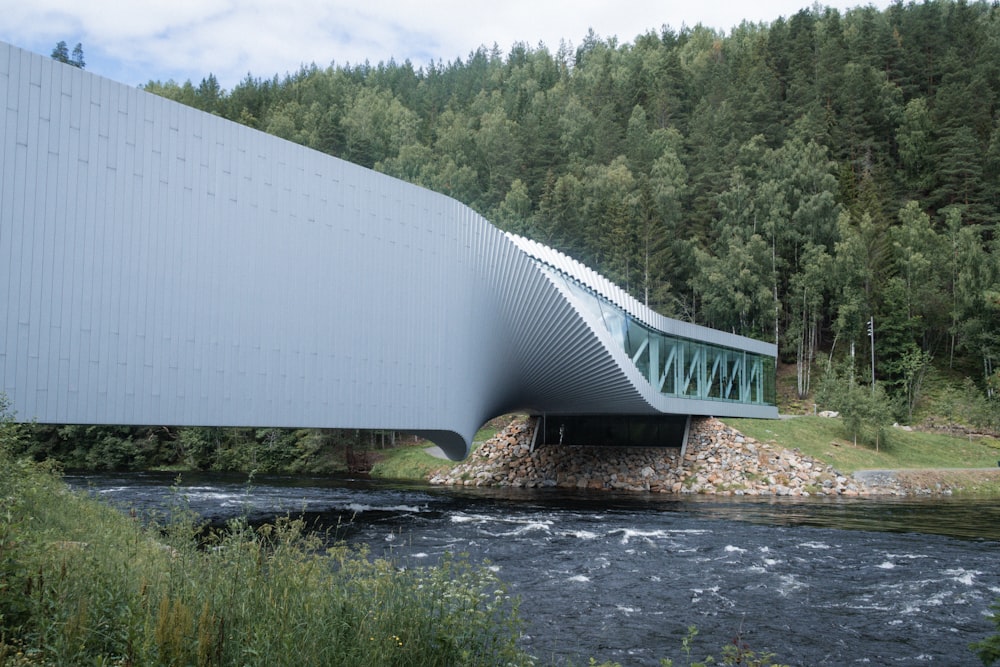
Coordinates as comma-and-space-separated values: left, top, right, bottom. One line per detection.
1, 42, 777, 461
534, 414, 691, 449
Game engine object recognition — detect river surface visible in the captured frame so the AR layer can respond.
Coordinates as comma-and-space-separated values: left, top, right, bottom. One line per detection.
66, 471, 1000, 666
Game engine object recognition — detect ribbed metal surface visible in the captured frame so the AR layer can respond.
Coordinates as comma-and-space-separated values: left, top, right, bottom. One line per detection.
1, 42, 776, 461
506, 233, 777, 357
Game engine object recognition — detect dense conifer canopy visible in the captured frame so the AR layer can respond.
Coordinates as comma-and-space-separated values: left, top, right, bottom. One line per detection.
138, 0, 999, 412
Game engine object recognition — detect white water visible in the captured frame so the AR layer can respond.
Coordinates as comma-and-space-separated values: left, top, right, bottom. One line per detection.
68, 472, 1000, 666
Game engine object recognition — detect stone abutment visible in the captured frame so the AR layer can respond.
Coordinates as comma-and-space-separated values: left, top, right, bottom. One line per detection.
430, 417, 911, 496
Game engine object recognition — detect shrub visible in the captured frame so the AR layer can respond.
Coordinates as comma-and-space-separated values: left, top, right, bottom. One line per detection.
974, 602, 1000, 666
0, 439, 530, 666
816, 361, 895, 450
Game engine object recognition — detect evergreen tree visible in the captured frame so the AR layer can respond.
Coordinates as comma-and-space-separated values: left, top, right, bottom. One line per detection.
692, 229, 773, 337
580, 157, 639, 289
131, 1, 1000, 411
892, 201, 947, 351
196, 74, 223, 114
646, 132, 689, 312
70, 42, 85, 68
50, 40, 69, 64
896, 97, 933, 195
51, 41, 85, 68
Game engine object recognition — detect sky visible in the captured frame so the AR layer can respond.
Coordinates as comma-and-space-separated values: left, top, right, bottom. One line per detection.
2, 0, 894, 90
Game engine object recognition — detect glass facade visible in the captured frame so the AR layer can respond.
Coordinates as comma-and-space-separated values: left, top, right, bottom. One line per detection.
553, 268, 777, 407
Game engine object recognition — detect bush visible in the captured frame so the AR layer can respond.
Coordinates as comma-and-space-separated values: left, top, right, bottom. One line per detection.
974, 603, 1000, 666
816, 361, 895, 450
0, 439, 530, 666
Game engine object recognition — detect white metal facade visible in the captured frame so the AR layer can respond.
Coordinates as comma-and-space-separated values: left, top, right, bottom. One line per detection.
0, 42, 776, 460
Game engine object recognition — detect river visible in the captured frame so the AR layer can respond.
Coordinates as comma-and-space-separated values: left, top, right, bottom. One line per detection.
66, 471, 1000, 666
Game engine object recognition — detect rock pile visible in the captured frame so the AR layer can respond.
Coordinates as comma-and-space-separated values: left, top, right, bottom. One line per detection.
429, 417, 908, 496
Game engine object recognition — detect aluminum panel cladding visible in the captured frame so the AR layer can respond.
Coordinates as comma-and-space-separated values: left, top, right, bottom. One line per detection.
1, 40, 777, 462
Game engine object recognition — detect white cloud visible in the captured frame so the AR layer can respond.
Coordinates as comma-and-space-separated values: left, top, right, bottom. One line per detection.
0, 0, 892, 88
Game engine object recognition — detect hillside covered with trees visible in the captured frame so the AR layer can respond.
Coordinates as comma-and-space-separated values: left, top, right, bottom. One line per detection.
25, 0, 1000, 471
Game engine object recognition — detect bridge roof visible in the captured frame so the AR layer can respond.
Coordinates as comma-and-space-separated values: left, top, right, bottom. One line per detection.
506, 233, 776, 357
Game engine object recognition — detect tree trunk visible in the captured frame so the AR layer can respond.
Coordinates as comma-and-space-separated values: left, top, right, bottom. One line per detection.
805, 317, 817, 397
797, 289, 808, 399
987, 355, 995, 399
772, 233, 780, 347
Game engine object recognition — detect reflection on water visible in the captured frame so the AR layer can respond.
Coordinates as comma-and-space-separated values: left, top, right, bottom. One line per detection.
675, 494, 1000, 541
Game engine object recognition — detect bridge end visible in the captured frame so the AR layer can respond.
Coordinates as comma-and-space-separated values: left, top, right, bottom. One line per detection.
409, 430, 471, 461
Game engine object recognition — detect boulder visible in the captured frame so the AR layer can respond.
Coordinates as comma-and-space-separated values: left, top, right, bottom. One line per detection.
428, 416, 915, 497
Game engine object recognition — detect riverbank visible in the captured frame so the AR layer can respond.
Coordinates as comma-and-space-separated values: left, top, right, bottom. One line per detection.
0, 450, 531, 666
55, 460, 1000, 666
428, 416, 1000, 496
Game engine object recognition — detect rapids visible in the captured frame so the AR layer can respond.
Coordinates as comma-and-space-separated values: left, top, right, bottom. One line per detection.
67, 472, 1000, 665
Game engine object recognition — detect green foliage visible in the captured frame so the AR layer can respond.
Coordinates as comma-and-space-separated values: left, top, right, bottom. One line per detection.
67, 0, 1000, 460
725, 415, 1000, 475
587, 624, 788, 667
0, 393, 23, 453
693, 230, 773, 338
0, 450, 530, 666
50, 41, 84, 68
928, 377, 1000, 433
9, 423, 414, 474
816, 360, 895, 450
973, 602, 1000, 666
369, 443, 448, 479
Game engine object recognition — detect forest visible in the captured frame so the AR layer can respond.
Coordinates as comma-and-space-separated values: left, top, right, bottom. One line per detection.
24, 0, 1000, 470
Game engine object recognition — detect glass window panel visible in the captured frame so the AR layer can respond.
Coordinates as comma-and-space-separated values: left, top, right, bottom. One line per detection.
660, 337, 678, 395
684, 341, 701, 397
599, 301, 627, 350
534, 258, 775, 407
560, 273, 606, 324
727, 353, 741, 401
707, 347, 723, 399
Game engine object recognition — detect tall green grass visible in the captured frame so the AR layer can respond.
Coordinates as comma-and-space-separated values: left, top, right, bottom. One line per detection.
0, 452, 529, 666
0, 401, 829, 666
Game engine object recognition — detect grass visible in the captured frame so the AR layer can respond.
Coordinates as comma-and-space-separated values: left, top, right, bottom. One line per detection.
724, 416, 1000, 474
0, 435, 794, 667
0, 451, 531, 666
373, 412, 1000, 488
369, 443, 449, 479
370, 420, 510, 480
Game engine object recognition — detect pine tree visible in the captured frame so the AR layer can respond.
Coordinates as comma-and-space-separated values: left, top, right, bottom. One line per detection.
50, 41, 85, 68
70, 42, 85, 68
50, 41, 70, 64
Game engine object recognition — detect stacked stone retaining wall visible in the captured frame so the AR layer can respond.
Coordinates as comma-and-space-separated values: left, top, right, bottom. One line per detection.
430, 417, 910, 496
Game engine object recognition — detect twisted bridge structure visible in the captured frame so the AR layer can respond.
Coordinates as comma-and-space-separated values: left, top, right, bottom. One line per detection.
1, 42, 776, 460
